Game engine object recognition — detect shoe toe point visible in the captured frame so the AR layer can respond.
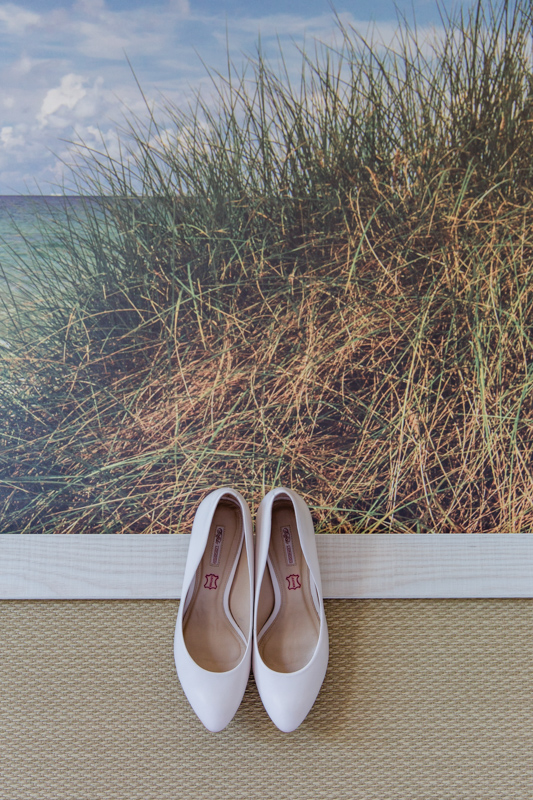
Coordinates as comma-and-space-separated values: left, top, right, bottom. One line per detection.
185, 690, 237, 732
262, 695, 316, 733
198, 709, 233, 733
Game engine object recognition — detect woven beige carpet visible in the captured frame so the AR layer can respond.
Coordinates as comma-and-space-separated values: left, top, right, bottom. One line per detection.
1, 599, 532, 800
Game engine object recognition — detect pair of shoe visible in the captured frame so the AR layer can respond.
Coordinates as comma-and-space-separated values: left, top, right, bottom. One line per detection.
174, 486, 329, 733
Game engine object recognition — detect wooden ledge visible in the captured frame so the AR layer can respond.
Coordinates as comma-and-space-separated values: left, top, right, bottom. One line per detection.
1, 534, 532, 600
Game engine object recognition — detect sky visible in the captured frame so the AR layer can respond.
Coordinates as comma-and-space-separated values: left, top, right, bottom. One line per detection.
0, 0, 479, 194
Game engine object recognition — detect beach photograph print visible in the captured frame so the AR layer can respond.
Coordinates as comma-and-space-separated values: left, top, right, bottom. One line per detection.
1, 0, 532, 534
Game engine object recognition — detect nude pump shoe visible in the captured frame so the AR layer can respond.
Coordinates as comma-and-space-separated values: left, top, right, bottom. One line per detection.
253, 487, 329, 732
174, 488, 253, 732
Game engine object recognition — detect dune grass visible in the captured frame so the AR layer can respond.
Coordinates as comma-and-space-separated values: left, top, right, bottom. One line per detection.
1, 0, 533, 533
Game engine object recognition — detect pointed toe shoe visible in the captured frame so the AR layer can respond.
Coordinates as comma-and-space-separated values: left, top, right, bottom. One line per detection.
174, 487, 254, 732
253, 487, 329, 732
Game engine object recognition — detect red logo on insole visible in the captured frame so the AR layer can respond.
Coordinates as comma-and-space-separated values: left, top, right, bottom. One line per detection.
286, 574, 301, 590
204, 573, 219, 590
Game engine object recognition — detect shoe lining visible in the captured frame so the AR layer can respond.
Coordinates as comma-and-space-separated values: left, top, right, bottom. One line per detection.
182, 500, 249, 672
257, 499, 320, 673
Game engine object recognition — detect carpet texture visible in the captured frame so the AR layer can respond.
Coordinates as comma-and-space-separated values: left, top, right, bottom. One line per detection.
1, 598, 532, 799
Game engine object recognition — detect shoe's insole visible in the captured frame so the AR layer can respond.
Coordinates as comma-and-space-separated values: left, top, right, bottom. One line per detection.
183, 500, 249, 672
257, 500, 320, 673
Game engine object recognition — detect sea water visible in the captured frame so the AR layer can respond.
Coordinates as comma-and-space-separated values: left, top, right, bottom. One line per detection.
0, 196, 105, 346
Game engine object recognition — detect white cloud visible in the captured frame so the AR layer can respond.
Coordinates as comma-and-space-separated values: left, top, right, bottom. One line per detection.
216, 11, 442, 62
0, 3, 39, 34
71, 76, 104, 120
72, 13, 186, 61
37, 74, 87, 128
168, 0, 190, 14
79, 124, 122, 160
74, 0, 106, 14
0, 1, 452, 194
11, 53, 35, 76
229, 12, 335, 38
74, 21, 143, 60
0, 125, 24, 149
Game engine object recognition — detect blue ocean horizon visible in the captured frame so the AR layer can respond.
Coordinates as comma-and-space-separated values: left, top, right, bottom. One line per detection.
0, 195, 112, 344
0, 194, 159, 348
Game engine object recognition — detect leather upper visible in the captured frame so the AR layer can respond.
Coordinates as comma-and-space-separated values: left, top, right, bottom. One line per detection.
174, 487, 254, 732
253, 487, 329, 732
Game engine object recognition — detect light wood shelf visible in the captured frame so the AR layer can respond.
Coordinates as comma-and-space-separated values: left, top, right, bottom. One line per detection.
1, 533, 532, 599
